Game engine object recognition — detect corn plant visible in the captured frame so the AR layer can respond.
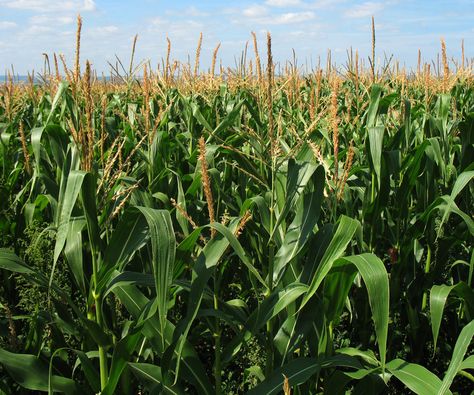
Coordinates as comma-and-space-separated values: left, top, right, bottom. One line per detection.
0, 28, 472, 394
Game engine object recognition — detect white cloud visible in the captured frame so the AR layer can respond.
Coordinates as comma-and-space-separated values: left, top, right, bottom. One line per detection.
90, 25, 119, 35
148, 17, 205, 41
26, 25, 54, 34
267, 11, 315, 25
344, 2, 384, 18
184, 6, 208, 17
265, 0, 302, 7
149, 16, 167, 26
30, 15, 74, 25
288, 30, 305, 37
243, 5, 269, 18
0, 0, 96, 12
239, 8, 315, 25
165, 5, 209, 17
272, 11, 315, 24
83, 0, 95, 11
0, 21, 17, 29
307, 0, 348, 9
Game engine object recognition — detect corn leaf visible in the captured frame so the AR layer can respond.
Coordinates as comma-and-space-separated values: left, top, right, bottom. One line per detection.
0, 348, 81, 393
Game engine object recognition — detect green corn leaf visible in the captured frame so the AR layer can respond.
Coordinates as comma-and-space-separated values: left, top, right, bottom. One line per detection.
64, 218, 86, 295
246, 358, 319, 395
248, 196, 272, 236
209, 222, 266, 288
247, 355, 364, 395
366, 84, 383, 128
212, 99, 245, 136
45, 81, 69, 125
273, 165, 324, 284
248, 283, 308, 333
450, 170, 474, 198
336, 348, 380, 367
0, 348, 81, 393
74, 351, 100, 393
386, 359, 444, 395
169, 219, 254, 381
102, 331, 143, 395
80, 172, 102, 261
83, 318, 112, 347
271, 159, 318, 240
136, 207, 176, 349
191, 102, 213, 132
223, 283, 308, 364
420, 170, 474, 238
397, 140, 429, 214
113, 284, 213, 394
430, 284, 456, 352
438, 320, 474, 395
0, 248, 34, 273
368, 125, 384, 189
334, 254, 389, 370
175, 175, 189, 236
53, 170, 87, 287
300, 215, 359, 309
101, 207, 149, 276
129, 362, 184, 394
460, 355, 474, 371
104, 271, 155, 297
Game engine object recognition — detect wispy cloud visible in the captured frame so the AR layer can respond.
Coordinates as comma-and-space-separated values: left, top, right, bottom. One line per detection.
90, 25, 119, 35
271, 11, 315, 24
148, 17, 205, 41
243, 5, 269, 18
165, 5, 209, 17
344, 2, 384, 18
30, 15, 74, 25
183, 6, 208, 17
240, 5, 315, 25
265, 0, 302, 7
83, 0, 95, 11
308, 0, 348, 9
0, 0, 96, 12
26, 25, 54, 34
0, 21, 17, 30
288, 30, 306, 37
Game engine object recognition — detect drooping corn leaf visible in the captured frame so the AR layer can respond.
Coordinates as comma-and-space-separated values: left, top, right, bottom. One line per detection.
333, 254, 389, 370
0, 348, 81, 393
387, 359, 445, 395
429, 282, 474, 351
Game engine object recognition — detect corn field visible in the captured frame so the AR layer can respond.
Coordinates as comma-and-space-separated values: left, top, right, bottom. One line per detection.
0, 25, 473, 394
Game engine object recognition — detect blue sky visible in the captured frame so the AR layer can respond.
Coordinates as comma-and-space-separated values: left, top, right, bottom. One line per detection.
0, 0, 473, 74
